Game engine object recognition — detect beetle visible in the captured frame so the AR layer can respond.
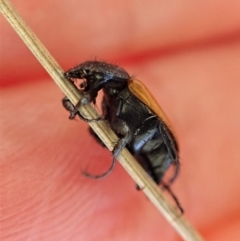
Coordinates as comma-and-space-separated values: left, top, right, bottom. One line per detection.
62, 61, 182, 212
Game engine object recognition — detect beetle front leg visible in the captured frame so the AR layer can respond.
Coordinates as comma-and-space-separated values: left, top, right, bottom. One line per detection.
62, 97, 102, 122
62, 97, 79, 119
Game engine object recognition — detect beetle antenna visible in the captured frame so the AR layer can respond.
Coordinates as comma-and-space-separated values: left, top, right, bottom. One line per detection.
82, 157, 117, 179
161, 182, 184, 215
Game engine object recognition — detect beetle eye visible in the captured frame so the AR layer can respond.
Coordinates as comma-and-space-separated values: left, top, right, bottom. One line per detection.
82, 69, 91, 76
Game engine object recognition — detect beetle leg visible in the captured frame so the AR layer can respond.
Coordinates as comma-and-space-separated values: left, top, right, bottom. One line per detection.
168, 160, 180, 184
112, 119, 132, 157
161, 182, 184, 215
62, 97, 102, 122
62, 97, 78, 119
81, 127, 119, 180
82, 157, 117, 179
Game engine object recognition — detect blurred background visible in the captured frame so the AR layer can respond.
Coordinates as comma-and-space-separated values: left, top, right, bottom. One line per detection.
1, 0, 240, 240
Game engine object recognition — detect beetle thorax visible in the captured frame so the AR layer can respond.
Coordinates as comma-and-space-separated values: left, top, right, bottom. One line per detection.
103, 81, 128, 96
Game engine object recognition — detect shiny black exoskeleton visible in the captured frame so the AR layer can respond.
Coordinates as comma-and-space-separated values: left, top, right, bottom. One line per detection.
62, 61, 182, 212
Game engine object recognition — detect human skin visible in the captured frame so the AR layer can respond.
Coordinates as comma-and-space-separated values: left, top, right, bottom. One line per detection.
1, 0, 240, 240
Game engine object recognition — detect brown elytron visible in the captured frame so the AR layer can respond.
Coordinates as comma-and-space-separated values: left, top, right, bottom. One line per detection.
128, 79, 175, 136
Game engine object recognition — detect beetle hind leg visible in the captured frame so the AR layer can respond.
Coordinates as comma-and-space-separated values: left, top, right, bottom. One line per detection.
168, 160, 180, 185
142, 151, 183, 214
161, 182, 184, 214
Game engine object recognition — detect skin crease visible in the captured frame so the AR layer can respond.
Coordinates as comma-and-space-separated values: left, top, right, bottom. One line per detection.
1, 0, 240, 240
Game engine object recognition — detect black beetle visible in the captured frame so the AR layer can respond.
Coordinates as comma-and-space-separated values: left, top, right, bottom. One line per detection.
62, 61, 182, 212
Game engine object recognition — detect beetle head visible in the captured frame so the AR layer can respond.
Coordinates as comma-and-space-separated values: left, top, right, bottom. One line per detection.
64, 61, 130, 94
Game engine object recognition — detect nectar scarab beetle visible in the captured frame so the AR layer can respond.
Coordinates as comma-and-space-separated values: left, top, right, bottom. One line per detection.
62, 60, 183, 213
